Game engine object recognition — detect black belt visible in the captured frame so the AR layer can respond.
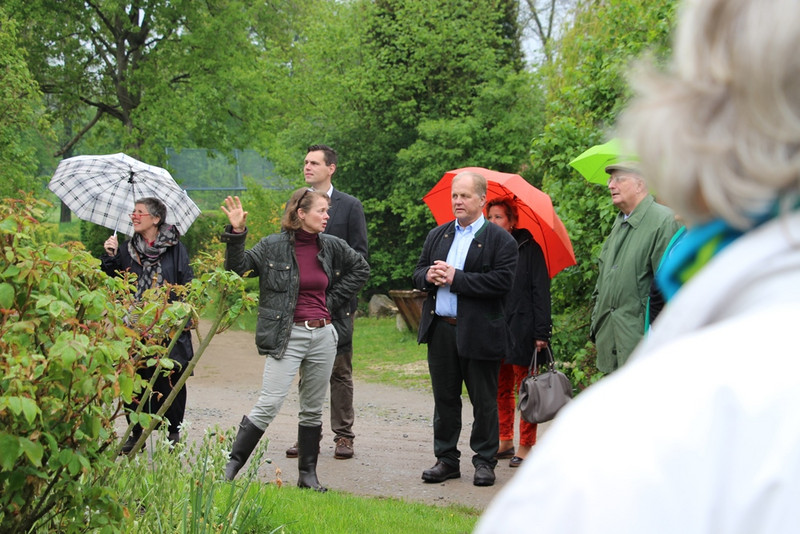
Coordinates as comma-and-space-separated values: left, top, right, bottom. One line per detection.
437, 316, 457, 326
295, 318, 331, 329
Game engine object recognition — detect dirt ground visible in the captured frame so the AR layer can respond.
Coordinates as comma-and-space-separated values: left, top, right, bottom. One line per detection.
175, 321, 551, 512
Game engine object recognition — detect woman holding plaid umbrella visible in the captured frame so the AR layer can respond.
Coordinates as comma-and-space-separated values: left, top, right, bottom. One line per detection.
101, 196, 194, 452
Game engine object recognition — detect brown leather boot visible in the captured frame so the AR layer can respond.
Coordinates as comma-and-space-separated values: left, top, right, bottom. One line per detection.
286, 430, 322, 458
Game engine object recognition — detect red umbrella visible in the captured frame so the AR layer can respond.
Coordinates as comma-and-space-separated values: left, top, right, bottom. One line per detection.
423, 167, 576, 278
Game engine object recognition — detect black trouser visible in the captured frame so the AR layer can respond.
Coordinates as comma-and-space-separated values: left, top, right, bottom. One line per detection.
427, 319, 500, 469
127, 361, 188, 435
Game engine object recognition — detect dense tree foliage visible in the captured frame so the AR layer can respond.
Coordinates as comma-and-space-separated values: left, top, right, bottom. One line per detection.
5, 0, 298, 164
0, 10, 52, 198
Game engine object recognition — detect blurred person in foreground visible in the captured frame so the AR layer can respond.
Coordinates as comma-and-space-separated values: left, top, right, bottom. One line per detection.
219, 192, 368, 491
413, 171, 518, 487
101, 197, 194, 452
485, 198, 551, 468
476, 0, 800, 531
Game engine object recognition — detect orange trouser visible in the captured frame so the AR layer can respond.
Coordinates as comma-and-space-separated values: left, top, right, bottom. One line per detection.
497, 363, 537, 447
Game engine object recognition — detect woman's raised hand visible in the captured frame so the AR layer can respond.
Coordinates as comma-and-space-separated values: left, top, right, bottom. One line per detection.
221, 196, 248, 232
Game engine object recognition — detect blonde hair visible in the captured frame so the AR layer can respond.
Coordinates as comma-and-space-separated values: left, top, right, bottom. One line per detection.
619, 0, 800, 229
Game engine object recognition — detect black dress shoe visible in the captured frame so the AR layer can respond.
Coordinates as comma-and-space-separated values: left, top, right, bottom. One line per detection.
473, 464, 496, 486
509, 455, 524, 468
422, 460, 461, 483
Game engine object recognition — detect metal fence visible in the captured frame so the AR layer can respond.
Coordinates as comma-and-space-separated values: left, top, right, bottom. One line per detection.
165, 148, 293, 210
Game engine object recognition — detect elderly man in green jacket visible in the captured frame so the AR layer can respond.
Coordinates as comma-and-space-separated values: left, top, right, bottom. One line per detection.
590, 162, 680, 373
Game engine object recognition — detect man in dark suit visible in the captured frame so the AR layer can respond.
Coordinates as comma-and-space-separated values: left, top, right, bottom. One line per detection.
285, 144, 368, 460
412, 171, 518, 487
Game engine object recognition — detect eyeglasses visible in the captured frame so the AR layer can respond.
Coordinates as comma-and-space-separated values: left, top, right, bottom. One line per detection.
130, 211, 151, 218
297, 188, 312, 209
607, 175, 630, 185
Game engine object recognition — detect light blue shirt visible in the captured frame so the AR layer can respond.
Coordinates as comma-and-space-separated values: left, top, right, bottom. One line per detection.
435, 215, 485, 318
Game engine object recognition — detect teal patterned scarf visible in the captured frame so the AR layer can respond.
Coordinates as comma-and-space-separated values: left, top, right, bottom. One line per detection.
657, 201, 794, 300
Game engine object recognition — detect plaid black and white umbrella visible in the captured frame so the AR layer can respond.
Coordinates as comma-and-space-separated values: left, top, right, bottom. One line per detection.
48, 153, 201, 236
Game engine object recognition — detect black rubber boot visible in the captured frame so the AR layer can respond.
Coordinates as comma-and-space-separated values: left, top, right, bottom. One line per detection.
224, 416, 265, 481
120, 425, 143, 455
297, 424, 327, 492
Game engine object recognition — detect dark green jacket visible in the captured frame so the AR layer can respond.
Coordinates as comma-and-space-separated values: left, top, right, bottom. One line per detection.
221, 226, 369, 359
590, 196, 680, 372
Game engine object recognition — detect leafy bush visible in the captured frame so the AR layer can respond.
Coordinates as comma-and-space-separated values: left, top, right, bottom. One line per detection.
1, 195, 141, 532
109, 424, 274, 533
235, 176, 289, 247
0, 194, 255, 532
181, 209, 228, 257
80, 219, 125, 258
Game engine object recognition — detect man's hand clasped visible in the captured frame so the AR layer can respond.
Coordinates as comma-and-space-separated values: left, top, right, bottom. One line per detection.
428, 260, 453, 287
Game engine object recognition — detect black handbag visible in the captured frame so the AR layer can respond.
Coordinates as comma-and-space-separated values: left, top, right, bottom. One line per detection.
517, 346, 573, 424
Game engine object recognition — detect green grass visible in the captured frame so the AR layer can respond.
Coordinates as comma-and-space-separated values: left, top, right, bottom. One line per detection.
250, 485, 478, 533
113, 426, 478, 534
352, 316, 430, 391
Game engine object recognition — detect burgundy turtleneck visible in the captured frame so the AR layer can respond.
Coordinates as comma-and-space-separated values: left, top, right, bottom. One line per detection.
293, 229, 330, 322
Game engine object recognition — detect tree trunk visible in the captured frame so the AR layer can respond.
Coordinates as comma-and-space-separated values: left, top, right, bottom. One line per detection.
60, 202, 71, 223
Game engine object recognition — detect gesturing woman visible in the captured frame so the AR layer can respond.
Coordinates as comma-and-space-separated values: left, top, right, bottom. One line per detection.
220, 191, 369, 491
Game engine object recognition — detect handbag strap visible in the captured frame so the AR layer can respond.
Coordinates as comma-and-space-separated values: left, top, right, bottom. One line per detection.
528, 346, 556, 377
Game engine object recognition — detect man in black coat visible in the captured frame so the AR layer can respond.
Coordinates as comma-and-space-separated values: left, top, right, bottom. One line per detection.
285, 144, 368, 461
412, 171, 518, 487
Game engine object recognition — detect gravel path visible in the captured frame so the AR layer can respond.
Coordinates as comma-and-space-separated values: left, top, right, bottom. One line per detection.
179, 321, 550, 511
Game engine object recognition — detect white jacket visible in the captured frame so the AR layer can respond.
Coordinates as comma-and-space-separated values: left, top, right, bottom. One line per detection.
476, 211, 800, 533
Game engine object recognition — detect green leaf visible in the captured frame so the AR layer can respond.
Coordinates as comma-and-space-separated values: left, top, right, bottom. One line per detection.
118, 373, 134, 400
0, 282, 14, 308
51, 332, 90, 365
0, 217, 17, 232
20, 397, 39, 425
0, 432, 23, 470
47, 299, 74, 317
1, 263, 20, 278
67, 452, 82, 475
45, 246, 73, 262
6, 396, 21, 414
19, 438, 44, 467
